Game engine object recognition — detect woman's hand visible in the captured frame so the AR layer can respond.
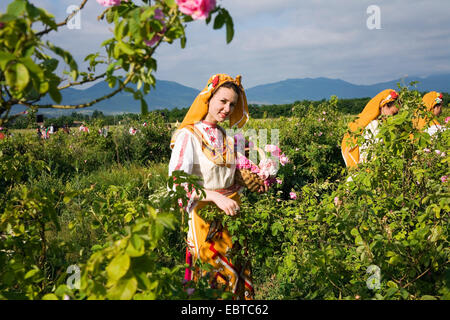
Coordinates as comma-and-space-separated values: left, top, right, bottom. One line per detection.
207, 190, 240, 216
258, 184, 269, 193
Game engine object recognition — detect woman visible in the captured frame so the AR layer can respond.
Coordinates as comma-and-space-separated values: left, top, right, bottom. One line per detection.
341, 89, 400, 168
168, 74, 254, 299
414, 91, 445, 136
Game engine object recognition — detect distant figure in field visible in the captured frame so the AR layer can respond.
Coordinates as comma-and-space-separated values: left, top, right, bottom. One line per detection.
79, 123, 89, 133
36, 127, 42, 140
341, 89, 400, 168
414, 91, 446, 136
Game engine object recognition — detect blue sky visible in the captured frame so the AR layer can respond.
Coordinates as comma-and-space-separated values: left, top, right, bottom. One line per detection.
1, 0, 450, 90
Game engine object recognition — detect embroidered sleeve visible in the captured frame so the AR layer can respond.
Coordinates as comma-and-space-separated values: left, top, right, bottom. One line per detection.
169, 129, 195, 177
168, 129, 198, 209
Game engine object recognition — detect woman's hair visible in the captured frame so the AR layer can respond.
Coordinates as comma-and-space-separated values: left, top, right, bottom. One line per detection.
212, 81, 241, 97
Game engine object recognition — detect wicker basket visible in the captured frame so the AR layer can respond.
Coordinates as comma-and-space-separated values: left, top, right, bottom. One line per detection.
234, 146, 266, 192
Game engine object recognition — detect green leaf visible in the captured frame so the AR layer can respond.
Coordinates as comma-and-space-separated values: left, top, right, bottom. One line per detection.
420, 295, 437, 300
48, 84, 62, 104
117, 42, 135, 55
126, 234, 145, 257
213, 13, 225, 30
107, 277, 138, 300
0, 51, 16, 70
106, 253, 130, 282
42, 293, 58, 300
24, 268, 40, 280
5, 62, 30, 92
164, 0, 176, 8
7, 0, 26, 17
225, 14, 234, 43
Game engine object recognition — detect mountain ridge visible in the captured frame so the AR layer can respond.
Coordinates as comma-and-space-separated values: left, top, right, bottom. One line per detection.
20, 73, 450, 116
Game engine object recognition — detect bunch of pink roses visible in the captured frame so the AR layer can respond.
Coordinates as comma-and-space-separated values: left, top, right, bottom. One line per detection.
236, 144, 289, 188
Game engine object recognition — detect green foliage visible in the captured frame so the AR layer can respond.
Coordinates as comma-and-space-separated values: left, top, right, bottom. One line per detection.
0, 87, 448, 300
0, 0, 234, 126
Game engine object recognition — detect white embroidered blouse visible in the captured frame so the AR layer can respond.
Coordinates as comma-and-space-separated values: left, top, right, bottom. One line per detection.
168, 121, 237, 191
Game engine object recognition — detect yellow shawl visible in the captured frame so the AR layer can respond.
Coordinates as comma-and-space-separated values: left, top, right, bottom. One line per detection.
414, 91, 442, 130
341, 89, 399, 168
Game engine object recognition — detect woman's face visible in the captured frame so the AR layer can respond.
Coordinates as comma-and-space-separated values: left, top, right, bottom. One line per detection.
204, 87, 238, 124
381, 101, 399, 116
433, 103, 442, 117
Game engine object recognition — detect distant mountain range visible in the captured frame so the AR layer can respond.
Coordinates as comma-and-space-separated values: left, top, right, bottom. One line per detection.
15, 73, 450, 116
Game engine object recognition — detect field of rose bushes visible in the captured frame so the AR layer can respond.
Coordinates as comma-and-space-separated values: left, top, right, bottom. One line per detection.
0, 87, 449, 300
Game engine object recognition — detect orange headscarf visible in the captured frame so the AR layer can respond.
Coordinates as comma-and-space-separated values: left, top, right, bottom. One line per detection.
413, 91, 442, 130
341, 89, 399, 168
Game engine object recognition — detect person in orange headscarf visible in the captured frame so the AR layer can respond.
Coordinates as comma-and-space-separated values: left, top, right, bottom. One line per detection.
414, 91, 445, 136
168, 74, 255, 299
341, 89, 400, 168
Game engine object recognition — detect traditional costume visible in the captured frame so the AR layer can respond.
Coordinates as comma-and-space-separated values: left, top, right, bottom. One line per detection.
414, 91, 445, 136
341, 89, 399, 168
168, 74, 254, 299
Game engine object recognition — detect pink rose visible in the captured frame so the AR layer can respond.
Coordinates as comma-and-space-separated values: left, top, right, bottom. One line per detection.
279, 154, 289, 166
259, 158, 278, 176
445, 116, 450, 124
334, 196, 339, 206
276, 178, 283, 184
264, 144, 281, 157
176, 0, 216, 20
258, 170, 269, 180
251, 164, 260, 174
441, 176, 448, 183
96, 0, 127, 7
144, 9, 167, 47
423, 148, 431, 153
289, 192, 297, 200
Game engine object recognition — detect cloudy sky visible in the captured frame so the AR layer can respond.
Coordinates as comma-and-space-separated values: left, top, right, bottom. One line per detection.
1, 0, 450, 90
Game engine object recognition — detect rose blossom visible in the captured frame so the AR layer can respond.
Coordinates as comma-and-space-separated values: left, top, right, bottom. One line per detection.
258, 170, 270, 180
144, 9, 167, 47
276, 178, 283, 184
264, 144, 281, 157
445, 116, 450, 124
96, 0, 128, 7
251, 164, 260, 174
334, 196, 339, 206
176, 0, 216, 20
289, 192, 297, 200
441, 175, 448, 183
279, 154, 289, 166
423, 148, 431, 153
259, 158, 278, 176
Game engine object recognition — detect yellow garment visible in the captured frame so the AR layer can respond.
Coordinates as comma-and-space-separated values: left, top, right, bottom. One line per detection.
341, 89, 398, 168
189, 192, 254, 300
414, 91, 442, 130
171, 74, 249, 148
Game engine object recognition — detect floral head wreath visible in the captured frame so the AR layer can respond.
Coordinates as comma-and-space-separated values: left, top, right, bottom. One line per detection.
380, 90, 399, 107
435, 92, 443, 105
